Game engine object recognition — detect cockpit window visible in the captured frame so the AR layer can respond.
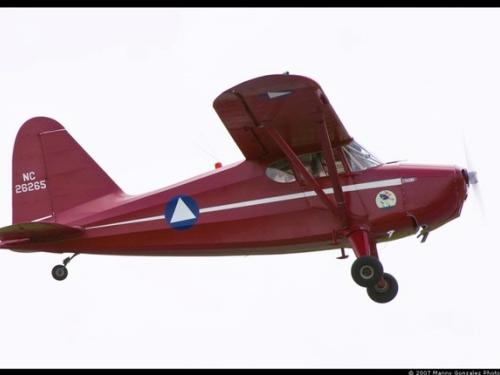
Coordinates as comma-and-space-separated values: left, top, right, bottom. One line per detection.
266, 141, 382, 183
266, 151, 345, 183
341, 140, 382, 172
265, 158, 296, 183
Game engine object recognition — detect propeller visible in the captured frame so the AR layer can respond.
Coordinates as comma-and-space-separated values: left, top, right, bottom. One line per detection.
462, 134, 485, 218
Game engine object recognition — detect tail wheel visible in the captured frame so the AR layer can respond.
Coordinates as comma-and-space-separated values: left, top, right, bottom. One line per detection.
367, 273, 398, 303
351, 256, 383, 287
52, 265, 68, 281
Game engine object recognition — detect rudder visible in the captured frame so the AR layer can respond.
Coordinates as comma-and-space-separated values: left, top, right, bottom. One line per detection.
12, 117, 122, 224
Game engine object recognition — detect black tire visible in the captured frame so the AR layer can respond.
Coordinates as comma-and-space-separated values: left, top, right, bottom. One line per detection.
52, 265, 68, 281
367, 273, 398, 303
351, 256, 383, 287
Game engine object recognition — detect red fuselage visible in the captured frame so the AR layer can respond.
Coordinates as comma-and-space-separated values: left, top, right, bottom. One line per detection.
0, 75, 471, 303
5, 160, 468, 256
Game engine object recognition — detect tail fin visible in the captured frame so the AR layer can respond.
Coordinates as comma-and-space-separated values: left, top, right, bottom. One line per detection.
12, 117, 122, 224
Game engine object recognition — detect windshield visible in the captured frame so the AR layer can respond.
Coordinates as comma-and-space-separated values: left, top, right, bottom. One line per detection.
342, 140, 382, 172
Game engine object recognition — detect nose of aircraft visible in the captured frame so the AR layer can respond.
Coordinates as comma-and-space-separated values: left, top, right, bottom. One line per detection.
399, 164, 469, 230
459, 166, 484, 216
434, 166, 469, 225
453, 166, 469, 216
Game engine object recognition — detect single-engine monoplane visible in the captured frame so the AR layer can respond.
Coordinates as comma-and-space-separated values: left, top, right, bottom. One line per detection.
0, 74, 476, 303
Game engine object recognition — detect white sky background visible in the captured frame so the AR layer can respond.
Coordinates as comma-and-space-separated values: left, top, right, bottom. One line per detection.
0, 8, 498, 368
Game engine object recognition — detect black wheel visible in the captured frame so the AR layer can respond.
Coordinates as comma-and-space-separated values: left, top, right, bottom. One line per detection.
52, 265, 68, 281
351, 256, 383, 287
367, 273, 398, 303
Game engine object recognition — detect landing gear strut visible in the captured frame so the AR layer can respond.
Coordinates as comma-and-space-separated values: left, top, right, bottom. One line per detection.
348, 230, 398, 303
51, 253, 79, 281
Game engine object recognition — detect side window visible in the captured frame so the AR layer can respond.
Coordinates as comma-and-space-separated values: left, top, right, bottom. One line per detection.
266, 152, 345, 183
334, 160, 345, 174
265, 159, 296, 183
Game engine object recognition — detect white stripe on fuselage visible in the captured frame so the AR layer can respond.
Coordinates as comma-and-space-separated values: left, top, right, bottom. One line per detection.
31, 214, 54, 222
341, 178, 402, 192
85, 178, 404, 230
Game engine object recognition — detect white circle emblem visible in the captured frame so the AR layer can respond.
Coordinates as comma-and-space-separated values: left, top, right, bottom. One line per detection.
375, 190, 397, 209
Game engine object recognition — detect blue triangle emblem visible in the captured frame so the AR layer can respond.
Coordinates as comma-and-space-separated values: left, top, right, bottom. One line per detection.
164, 195, 199, 230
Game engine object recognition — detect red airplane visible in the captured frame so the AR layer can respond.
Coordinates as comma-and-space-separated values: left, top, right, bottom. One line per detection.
0, 74, 476, 303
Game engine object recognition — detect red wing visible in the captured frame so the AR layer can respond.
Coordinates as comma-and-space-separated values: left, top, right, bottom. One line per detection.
213, 74, 352, 161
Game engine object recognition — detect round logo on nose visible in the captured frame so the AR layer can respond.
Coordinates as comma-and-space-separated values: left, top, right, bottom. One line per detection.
375, 190, 397, 209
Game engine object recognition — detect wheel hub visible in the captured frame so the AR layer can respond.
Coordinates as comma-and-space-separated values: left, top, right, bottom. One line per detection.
55, 269, 65, 277
360, 265, 374, 280
374, 279, 389, 293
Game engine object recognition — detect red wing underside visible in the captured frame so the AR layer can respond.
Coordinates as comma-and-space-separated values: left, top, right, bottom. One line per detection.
213, 74, 352, 161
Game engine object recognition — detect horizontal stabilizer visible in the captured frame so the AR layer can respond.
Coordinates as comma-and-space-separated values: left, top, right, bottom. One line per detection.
0, 222, 82, 242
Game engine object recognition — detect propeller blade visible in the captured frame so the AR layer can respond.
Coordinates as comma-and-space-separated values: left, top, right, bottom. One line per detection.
472, 183, 485, 218
461, 130, 485, 219
462, 131, 476, 172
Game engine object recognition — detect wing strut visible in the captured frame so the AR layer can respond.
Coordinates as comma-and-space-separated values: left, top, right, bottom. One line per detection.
265, 126, 346, 229
317, 115, 349, 228
232, 89, 349, 230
